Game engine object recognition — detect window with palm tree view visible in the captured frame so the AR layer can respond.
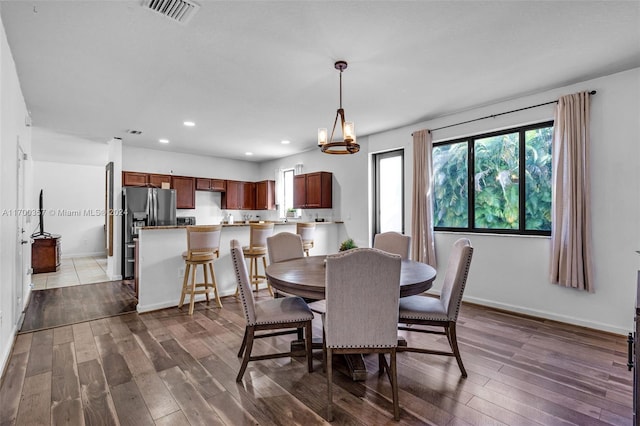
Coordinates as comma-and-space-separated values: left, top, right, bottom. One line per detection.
433, 121, 553, 235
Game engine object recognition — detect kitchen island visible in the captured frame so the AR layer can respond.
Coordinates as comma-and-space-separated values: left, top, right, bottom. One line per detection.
136, 221, 341, 312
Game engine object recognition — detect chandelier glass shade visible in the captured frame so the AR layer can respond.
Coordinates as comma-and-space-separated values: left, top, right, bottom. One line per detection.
318, 61, 359, 154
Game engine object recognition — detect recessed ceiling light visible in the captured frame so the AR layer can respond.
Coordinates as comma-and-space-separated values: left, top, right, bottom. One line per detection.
159, 138, 170, 144
281, 140, 291, 144
183, 121, 195, 127
245, 152, 253, 156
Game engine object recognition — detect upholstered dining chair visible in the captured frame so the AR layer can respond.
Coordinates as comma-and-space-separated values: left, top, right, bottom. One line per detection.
398, 238, 473, 377
324, 248, 402, 421
296, 222, 316, 256
178, 225, 222, 314
241, 222, 275, 296
267, 232, 304, 264
266, 232, 305, 299
373, 231, 411, 260
229, 239, 314, 382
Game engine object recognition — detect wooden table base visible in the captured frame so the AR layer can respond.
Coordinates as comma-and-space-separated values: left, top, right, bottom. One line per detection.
290, 338, 372, 381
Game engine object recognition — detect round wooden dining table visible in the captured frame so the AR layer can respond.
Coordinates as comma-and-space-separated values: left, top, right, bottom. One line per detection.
266, 255, 437, 300
265, 254, 437, 381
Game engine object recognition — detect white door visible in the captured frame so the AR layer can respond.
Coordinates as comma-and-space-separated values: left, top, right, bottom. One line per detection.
14, 143, 27, 326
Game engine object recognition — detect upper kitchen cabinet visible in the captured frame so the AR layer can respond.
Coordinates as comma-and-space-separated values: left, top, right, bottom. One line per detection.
171, 176, 195, 209
223, 180, 253, 209
196, 178, 226, 192
293, 172, 332, 209
149, 174, 171, 188
242, 181, 256, 210
255, 180, 275, 210
122, 171, 148, 187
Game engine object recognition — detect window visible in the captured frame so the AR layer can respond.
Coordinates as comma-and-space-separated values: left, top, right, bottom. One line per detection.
373, 149, 404, 235
433, 121, 553, 235
281, 169, 295, 218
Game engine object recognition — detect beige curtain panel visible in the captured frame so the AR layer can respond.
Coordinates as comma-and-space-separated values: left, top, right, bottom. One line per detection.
411, 129, 437, 266
550, 91, 594, 292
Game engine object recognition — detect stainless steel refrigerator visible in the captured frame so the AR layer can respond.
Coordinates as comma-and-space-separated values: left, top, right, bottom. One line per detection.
122, 187, 177, 278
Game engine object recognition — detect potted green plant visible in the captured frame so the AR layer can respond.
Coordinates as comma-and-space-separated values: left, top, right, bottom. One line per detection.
339, 238, 357, 252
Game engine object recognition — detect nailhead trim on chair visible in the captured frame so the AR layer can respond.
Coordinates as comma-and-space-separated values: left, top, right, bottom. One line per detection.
231, 245, 253, 323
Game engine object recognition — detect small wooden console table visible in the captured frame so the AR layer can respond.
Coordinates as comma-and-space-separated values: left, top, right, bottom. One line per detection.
32, 234, 61, 274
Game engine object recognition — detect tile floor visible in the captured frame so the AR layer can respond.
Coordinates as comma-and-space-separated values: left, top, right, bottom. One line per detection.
31, 256, 110, 289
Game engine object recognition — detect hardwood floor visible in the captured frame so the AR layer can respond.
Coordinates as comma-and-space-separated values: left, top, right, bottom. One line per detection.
1, 293, 633, 425
20, 281, 137, 333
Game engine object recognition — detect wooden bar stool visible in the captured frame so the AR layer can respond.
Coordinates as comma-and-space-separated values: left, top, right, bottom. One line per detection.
296, 222, 316, 256
179, 225, 222, 315
240, 223, 274, 296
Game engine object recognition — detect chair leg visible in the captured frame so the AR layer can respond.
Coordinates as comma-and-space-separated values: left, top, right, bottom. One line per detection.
236, 326, 255, 382
238, 328, 248, 358
390, 349, 399, 421
178, 263, 190, 309
326, 347, 333, 422
202, 263, 210, 304
188, 263, 198, 315
249, 258, 258, 292
209, 263, 222, 308
263, 256, 273, 296
448, 322, 467, 377
322, 328, 327, 373
305, 321, 313, 373
379, 353, 390, 378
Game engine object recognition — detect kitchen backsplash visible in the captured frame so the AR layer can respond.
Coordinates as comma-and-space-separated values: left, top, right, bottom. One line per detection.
177, 191, 336, 225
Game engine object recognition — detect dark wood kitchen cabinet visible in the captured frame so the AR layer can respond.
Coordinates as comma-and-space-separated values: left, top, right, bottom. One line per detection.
293, 172, 332, 209
32, 235, 61, 273
242, 182, 256, 210
149, 173, 171, 188
222, 180, 256, 210
222, 180, 242, 209
122, 171, 148, 187
255, 180, 276, 210
171, 176, 195, 209
196, 178, 226, 192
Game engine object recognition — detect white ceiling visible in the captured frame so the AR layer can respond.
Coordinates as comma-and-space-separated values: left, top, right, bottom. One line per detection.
2, 1, 639, 162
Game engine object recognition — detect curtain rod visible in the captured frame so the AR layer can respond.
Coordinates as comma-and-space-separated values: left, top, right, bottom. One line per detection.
412, 90, 596, 135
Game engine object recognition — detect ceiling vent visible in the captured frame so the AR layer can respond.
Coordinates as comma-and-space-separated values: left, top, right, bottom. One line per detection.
142, 0, 200, 25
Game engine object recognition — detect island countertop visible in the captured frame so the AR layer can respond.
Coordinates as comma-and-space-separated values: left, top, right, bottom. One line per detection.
141, 221, 343, 230
135, 221, 343, 313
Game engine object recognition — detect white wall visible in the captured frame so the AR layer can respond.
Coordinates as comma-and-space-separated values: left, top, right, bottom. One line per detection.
33, 161, 106, 257
261, 68, 640, 334
259, 144, 370, 251
0, 11, 33, 376
372, 68, 640, 334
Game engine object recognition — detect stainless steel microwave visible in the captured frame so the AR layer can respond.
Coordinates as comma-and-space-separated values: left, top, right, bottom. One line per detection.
177, 216, 196, 226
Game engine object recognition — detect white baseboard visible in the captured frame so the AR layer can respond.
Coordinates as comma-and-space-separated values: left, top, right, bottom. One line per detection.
461, 294, 628, 336
0, 324, 18, 384
62, 251, 106, 259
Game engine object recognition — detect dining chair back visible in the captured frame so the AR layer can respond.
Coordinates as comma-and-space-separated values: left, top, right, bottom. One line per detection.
179, 225, 223, 314
398, 238, 473, 376
324, 248, 402, 420
373, 231, 411, 260
267, 232, 304, 264
230, 239, 314, 382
